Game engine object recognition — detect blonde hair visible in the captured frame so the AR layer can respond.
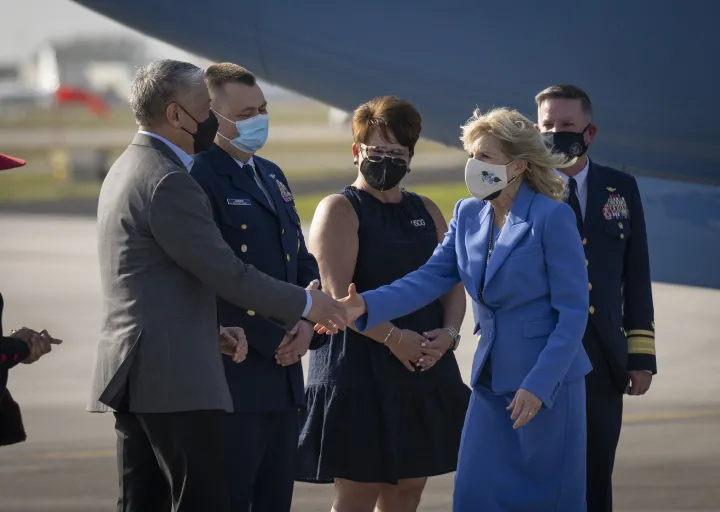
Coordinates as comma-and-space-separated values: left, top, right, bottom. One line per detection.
460, 107, 575, 200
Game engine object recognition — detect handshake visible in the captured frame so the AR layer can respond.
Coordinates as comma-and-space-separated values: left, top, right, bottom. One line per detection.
9, 327, 63, 364
219, 280, 363, 366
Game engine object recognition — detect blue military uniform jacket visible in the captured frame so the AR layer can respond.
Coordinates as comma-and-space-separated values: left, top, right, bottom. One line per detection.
191, 144, 319, 412
582, 159, 657, 390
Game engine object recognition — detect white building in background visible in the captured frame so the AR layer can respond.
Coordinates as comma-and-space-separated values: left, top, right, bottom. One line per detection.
18, 36, 150, 104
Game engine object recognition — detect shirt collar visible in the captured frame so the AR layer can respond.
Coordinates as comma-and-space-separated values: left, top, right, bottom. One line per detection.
232, 155, 255, 169
138, 130, 194, 171
553, 157, 589, 187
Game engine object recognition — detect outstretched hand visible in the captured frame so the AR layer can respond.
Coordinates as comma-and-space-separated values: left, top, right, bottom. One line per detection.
306, 278, 347, 335
314, 283, 366, 335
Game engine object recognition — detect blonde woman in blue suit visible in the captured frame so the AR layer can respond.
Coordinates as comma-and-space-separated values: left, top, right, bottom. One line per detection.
330, 108, 592, 511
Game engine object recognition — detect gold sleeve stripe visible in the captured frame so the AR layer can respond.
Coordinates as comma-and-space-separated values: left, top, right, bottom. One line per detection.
627, 329, 655, 338
628, 336, 656, 355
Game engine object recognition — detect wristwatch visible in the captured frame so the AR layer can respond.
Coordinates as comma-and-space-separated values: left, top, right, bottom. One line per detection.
442, 326, 461, 351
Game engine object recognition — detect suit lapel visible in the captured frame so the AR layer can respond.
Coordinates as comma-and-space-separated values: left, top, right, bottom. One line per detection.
132, 133, 185, 169
584, 158, 605, 234
464, 204, 492, 301
210, 146, 277, 216
484, 182, 533, 286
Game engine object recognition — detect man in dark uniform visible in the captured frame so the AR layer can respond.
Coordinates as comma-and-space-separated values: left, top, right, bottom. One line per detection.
190, 63, 319, 512
535, 85, 657, 512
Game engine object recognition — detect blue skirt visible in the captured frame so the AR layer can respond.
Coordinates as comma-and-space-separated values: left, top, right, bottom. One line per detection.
453, 380, 587, 512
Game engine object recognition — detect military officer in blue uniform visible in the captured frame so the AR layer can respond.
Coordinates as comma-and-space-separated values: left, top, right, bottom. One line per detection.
536, 84, 657, 512
191, 63, 319, 512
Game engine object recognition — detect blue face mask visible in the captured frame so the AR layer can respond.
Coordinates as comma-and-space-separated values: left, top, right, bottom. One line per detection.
214, 111, 269, 153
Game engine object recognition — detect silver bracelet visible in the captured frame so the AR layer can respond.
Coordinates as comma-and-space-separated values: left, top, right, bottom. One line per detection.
442, 326, 459, 339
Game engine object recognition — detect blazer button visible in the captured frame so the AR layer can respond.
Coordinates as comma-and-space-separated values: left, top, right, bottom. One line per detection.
282, 229, 285, 235
241, 224, 247, 230
620, 234, 625, 239
589, 306, 595, 314
286, 254, 290, 261
241, 244, 248, 253
585, 258, 589, 266
588, 282, 593, 291
582, 238, 587, 245
247, 310, 256, 316
618, 222, 624, 229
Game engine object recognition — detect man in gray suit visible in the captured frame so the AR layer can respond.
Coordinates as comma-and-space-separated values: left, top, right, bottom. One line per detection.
88, 59, 346, 512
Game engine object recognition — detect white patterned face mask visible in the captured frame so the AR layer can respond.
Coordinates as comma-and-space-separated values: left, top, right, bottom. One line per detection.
464, 158, 518, 201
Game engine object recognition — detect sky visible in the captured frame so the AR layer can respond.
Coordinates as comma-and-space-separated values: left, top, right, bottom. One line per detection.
0, 0, 201, 63
0, 0, 298, 97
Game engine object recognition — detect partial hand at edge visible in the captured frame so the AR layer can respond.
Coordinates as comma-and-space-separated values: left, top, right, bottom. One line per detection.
627, 370, 653, 396
314, 283, 364, 335
219, 326, 248, 363
11, 327, 62, 364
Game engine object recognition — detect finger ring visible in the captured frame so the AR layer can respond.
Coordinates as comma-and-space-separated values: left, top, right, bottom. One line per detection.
528, 412, 533, 416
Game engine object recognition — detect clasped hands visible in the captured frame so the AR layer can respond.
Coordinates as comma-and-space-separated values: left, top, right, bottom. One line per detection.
313, 283, 451, 372
275, 280, 321, 366
9, 327, 63, 364
221, 281, 322, 366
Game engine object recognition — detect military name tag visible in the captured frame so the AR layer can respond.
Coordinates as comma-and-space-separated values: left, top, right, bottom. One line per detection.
275, 179, 293, 203
227, 198, 251, 206
602, 194, 629, 220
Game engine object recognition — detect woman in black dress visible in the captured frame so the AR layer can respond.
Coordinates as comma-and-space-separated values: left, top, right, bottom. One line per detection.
297, 97, 470, 511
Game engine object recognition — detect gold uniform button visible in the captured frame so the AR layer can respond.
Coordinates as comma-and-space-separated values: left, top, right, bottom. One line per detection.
241, 224, 247, 230
582, 238, 587, 245
286, 254, 290, 261
620, 233, 625, 239
618, 222, 624, 229
588, 282, 593, 291
241, 245, 248, 253
589, 306, 595, 314
585, 259, 589, 266
282, 229, 285, 235
247, 310, 256, 316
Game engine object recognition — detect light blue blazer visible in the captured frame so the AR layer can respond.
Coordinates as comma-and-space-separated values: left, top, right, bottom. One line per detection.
356, 181, 592, 408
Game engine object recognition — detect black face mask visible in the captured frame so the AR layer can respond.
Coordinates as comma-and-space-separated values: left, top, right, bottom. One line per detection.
542, 123, 590, 159
177, 105, 219, 154
360, 156, 409, 191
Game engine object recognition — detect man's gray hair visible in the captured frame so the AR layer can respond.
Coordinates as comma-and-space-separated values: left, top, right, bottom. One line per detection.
129, 59, 205, 127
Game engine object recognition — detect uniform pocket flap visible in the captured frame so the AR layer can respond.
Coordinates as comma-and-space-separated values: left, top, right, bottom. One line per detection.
523, 316, 556, 339
603, 220, 631, 238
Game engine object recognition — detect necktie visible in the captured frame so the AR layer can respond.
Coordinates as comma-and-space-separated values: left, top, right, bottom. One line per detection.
246, 162, 275, 212
565, 177, 583, 232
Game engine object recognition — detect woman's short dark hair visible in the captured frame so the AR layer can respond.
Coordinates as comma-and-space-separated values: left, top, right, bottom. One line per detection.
351, 96, 422, 156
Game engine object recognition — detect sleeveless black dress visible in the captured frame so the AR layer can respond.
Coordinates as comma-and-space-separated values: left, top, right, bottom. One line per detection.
296, 186, 471, 484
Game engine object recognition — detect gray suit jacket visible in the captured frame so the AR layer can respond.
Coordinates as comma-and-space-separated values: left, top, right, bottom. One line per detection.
88, 133, 306, 413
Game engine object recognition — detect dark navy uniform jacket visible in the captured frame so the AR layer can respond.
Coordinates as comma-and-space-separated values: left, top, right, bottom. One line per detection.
191, 144, 319, 412
582, 159, 657, 390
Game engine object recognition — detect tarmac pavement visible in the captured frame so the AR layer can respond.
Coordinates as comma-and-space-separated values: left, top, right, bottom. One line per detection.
0, 213, 718, 511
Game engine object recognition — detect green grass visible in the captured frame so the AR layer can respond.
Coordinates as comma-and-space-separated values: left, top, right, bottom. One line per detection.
0, 172, 102, 202
293, 182, 470, 224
